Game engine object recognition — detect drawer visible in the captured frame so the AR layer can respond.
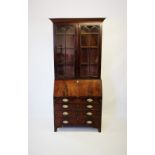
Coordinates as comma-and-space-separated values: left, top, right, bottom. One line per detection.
55, 116, 100, 127
54, 102, 101, 111
54, 97, 101, 104
55, 110, 100, 118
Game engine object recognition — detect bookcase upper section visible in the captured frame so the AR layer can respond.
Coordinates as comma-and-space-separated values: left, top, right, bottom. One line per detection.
50, 18, 105, 79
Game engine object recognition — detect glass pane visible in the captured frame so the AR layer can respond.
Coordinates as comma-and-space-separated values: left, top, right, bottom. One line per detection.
80, 49, 89, 64
66, 49, 75, 64
81, 34, 98, 46
89, 34, 98, 46
56, 48, 65, 64
56, 26, 66, 33
66, 35, 75, 48
80, 65, 89, 77
66, 25, 75, 34
89, 49, 99, 64
89, 65, 98, 77
81, 34, 89, 46
65, 65, 75, 77
80, 25, 100, 33
56, 66, 65, 78
56, 25, 75, 34
56, 35, 65, 48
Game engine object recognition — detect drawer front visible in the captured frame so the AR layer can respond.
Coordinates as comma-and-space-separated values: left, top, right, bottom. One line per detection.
55, 103, 101, 111
55, 97, 101, 104
55, 116, 100, 127
55, 110, 100, 118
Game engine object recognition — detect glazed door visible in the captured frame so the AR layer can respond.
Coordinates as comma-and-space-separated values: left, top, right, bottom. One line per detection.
79, 24, 101, 78
54, 24, 76, 79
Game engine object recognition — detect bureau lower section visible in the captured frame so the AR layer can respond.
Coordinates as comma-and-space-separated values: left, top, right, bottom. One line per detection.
54, 97, 102, 132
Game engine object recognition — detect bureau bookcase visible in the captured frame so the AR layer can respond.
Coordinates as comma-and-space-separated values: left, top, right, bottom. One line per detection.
50, 18, 105, 132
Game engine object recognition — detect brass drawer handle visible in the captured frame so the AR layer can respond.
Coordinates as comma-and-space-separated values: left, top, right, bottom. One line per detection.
86, 98, 93, 102
62, 98, 69, 102
63, 120, 69, 124
86, 120, 93, 124
62, 105, 69, 108
63, 112, 69, 116
86, 112, 93, 116
86, 105, 93, 109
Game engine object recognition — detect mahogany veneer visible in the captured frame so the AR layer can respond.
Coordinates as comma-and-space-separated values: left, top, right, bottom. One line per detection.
50, 18, 105, 132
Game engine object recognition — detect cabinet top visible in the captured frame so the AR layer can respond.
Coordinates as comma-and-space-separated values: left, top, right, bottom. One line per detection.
50, 18, 106, 23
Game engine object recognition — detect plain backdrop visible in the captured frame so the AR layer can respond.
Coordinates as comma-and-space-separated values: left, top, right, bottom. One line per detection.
29, 0, 126, 155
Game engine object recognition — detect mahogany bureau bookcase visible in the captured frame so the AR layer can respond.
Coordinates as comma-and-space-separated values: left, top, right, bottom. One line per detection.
50, 18, 105, 132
